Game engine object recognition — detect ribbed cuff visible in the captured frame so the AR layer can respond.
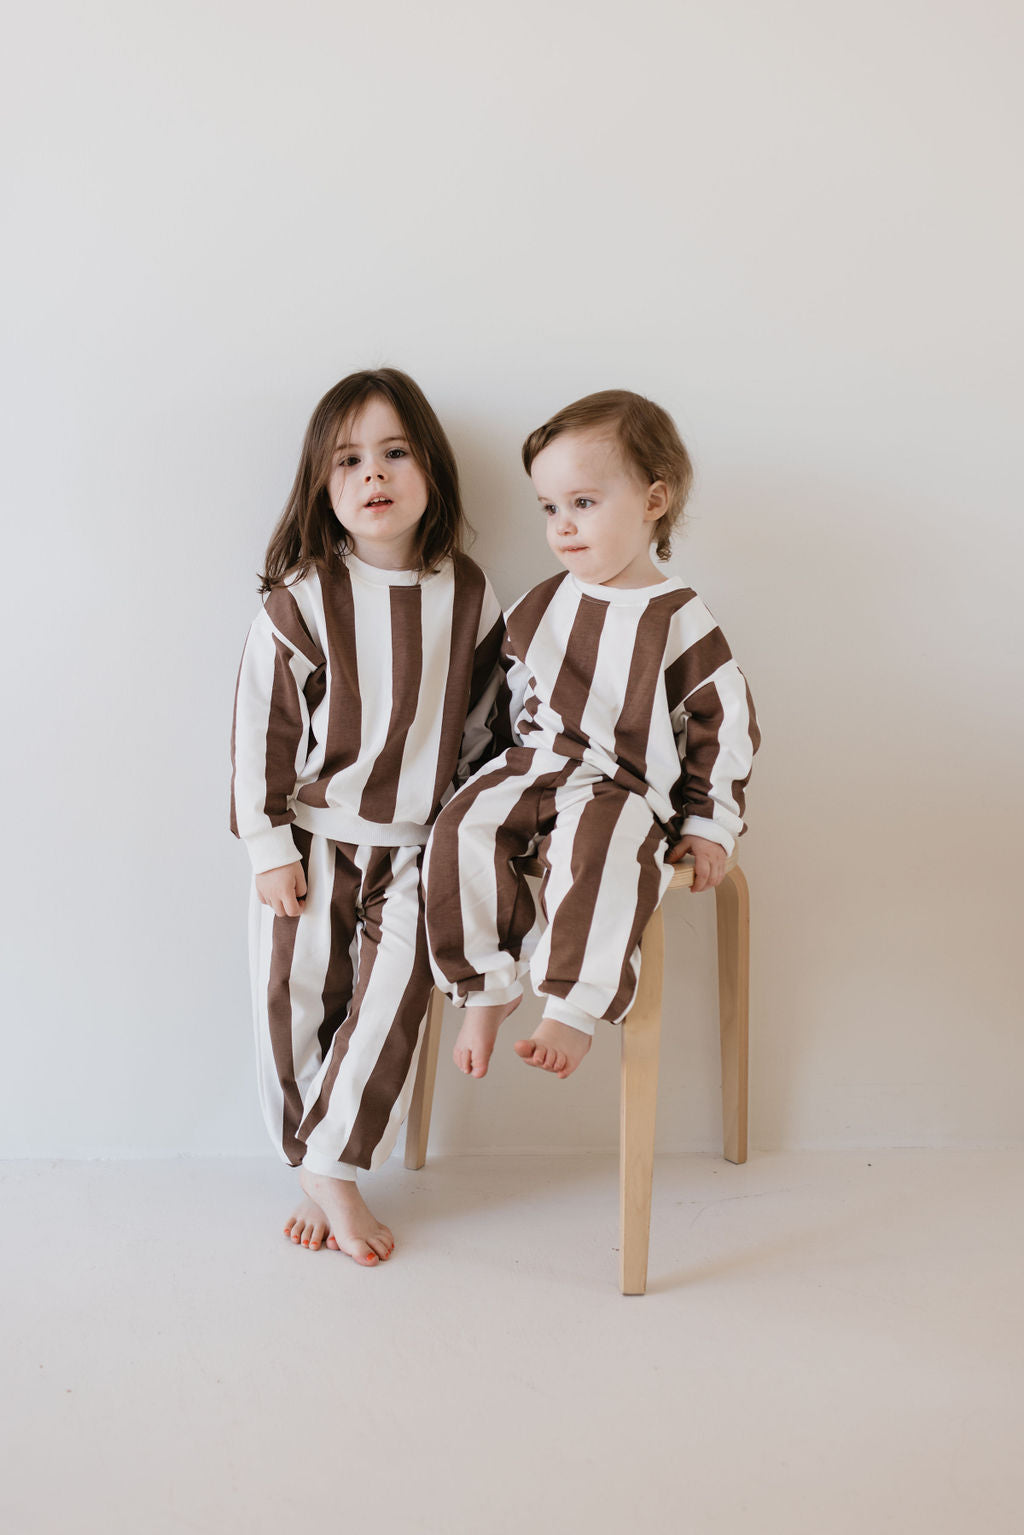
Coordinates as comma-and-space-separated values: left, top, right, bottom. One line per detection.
539, 998, 596, 1036
677, 816, 735, 856
301, 1152, 359, 1181
463, 981, 524, 1009
245, 824, 301, 874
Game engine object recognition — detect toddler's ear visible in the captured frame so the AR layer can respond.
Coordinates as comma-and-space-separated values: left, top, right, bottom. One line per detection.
645, 480, 670, 520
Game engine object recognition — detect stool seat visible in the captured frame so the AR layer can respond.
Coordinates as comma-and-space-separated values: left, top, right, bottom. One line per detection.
404, 853, 750, 1294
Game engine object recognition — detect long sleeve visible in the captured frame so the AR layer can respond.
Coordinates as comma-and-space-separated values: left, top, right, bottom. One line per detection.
664, 599, 760, 856
488, 626, 534, 756
230, 587, 326, 873
456, 581, 505, 780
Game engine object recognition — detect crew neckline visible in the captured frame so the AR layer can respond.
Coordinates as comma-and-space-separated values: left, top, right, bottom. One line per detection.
344, 551, 423, 587
570, 572, 685, 606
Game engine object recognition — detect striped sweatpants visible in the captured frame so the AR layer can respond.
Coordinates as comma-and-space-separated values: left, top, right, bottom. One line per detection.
423, 748, 675, 1033
249, 827, 434, 1179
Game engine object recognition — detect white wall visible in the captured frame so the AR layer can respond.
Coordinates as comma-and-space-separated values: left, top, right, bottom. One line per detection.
2, 0, 1021, 1157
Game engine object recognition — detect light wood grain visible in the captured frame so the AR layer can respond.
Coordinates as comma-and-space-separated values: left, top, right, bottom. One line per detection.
403, 987, 446, 1170
619, 905, 664, 1295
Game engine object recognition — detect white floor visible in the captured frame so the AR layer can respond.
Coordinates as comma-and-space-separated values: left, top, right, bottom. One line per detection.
3, 1149, 1022, 1535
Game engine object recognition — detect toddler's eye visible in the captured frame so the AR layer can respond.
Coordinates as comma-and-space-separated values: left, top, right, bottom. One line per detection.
542, 504, 557, 517
574, 498, 594, 510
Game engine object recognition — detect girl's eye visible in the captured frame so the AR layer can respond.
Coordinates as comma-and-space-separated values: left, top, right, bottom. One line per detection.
385, 447, 407, 459
339, 455, 360, 468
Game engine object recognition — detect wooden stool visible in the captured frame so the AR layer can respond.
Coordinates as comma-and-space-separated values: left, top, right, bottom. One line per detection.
404, 854, 750, 1294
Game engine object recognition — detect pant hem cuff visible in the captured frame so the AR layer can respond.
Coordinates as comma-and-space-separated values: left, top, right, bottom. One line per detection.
539, 998, 597, 1036
301, 1153, 359, 1180
463, 981, 524, 1008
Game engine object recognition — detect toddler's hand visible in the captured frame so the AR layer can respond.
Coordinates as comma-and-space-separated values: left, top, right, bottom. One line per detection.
255, 861, 307, 917
667, 835, 727, 893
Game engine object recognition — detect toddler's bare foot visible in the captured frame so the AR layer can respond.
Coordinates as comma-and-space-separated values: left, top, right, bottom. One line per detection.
298, 1169, 394, 1266
514, 1016, 592, 1079
283, 1195, 334, 1251
453, 996, 521, 1078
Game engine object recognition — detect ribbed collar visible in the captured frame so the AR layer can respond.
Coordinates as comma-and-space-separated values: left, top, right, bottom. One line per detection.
344, 551, 423, 588
570, 572, 685, 606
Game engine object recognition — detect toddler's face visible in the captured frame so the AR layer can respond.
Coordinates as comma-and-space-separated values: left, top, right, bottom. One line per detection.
531, 430, 666, 589
328, 395, 429, 569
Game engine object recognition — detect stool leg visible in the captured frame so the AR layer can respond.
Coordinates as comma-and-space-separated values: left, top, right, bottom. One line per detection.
715, 865, 749, 1165
620, 905, 664, 1295
404, 988, 446, 1170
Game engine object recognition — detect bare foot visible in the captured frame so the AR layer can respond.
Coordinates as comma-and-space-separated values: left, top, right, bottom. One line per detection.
514, 1016, 592, 1079
298, 1169, 394, 1266
453, 996, 521, 1078
283, 1195, 333, 1251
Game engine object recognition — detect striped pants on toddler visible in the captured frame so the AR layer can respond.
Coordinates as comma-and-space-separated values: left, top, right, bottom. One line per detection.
424, 747, 675, 1034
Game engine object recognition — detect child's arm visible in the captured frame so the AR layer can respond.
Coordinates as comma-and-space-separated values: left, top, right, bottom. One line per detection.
666, 596, 761, 866
230, 587, 325, 876
487, 627, 533, 757
456, 579, 505, 779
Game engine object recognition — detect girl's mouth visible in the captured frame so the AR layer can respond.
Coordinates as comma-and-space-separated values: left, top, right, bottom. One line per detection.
366, 497, 393, 509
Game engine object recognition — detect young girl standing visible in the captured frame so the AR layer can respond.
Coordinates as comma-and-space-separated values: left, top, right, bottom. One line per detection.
231, 369, 502, 1267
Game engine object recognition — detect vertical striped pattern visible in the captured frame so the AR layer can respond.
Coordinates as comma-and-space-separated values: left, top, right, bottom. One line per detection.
548, 598, 608, 757
230, 605, 323, 854
494, 575, 759, 855
231, 554, 502, 869
358, 585, 423, 822
611, 595, 679, 784
301, 566, 362, 807
250, 837, 433, 1173
424, 755, 673, 1026
424, 749, 578, 1002
491, 573, 568, 752
424, 571, 759, 1031
429, 555, 494, 810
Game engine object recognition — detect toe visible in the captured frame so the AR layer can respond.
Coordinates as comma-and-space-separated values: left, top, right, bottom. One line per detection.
326, 1234, 340, 1251
308, 1220, 327, 1251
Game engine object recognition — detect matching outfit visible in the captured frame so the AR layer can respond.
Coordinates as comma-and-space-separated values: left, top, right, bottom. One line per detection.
423, 570, 760, 1034
233, 547, 758, 1179
231, 550, 502, 1178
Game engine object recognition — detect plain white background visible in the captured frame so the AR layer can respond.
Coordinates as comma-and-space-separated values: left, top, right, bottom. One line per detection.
2, 0, 1021, 1159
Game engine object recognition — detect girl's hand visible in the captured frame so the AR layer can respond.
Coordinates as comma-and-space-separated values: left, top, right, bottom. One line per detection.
667, 835, 727, 893
255, 861, 307, 917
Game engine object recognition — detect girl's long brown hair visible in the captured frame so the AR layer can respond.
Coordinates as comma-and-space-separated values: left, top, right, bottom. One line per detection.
260, 368, 466, 592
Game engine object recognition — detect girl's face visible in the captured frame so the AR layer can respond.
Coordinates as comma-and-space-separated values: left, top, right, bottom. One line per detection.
328, 395, 429, 569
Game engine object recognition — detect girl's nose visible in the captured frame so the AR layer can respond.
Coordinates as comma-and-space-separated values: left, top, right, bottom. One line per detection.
364, 461, 385, 481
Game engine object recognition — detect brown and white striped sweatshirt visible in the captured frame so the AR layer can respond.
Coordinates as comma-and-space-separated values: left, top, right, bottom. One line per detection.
494, 571, 759, 855
231, 551, 503, 873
